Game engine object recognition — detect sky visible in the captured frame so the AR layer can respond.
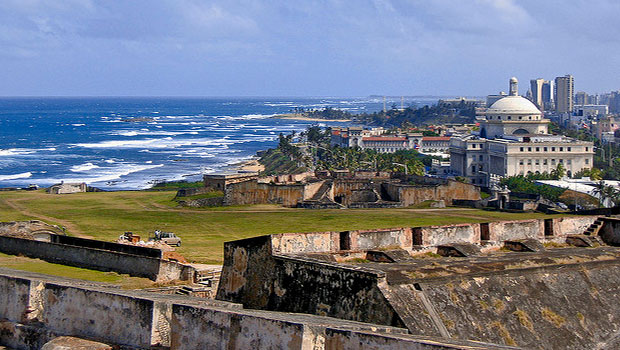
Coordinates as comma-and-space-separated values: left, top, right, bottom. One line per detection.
0, 0, 619, 97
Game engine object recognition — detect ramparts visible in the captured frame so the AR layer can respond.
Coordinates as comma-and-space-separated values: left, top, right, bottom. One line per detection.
216, 215, 620, 349
0, 268, 508, 350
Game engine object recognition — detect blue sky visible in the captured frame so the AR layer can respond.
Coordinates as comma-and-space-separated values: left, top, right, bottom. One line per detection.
0, 0, 618, 96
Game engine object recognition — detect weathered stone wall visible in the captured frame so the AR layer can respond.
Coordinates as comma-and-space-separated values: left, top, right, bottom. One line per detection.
39, 283, 155, 348
171, 304, 497, 350
272, 231, 338, 254
418, 224, 479, 247
216, 236, 277, 309
393, 180, 481, 207
552, 216, 596, 237
0, 268, 498, 350
598, 218, 620, 245
488, 219, 543, 241
412, 260, 620, 349
0, 274, 30, 323
268, 217, 597, 256
269, 256, 401, 327
353, 228, 412, 251
0, 235, 192, 282
224, 180, 305, 206
332, 180, 383, 206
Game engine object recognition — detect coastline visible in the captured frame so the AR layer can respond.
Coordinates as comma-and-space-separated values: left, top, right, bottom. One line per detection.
234, 158, 265, 173
272, 113, 351, 122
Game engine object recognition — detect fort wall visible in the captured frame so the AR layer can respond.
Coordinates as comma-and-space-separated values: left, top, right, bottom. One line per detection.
0, 268, 496, 350
0, 235, 193, 282
268, 216, 597, 255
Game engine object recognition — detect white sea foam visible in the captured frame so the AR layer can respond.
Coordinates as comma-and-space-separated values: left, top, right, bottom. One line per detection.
0, 149, 36, 156
72, 124, 86, 127
42, 163, 165, 185
0, 172, 33, 181
74, 136, 239, 149
0, 147, 55, 156
118, 131, 139, 136
70, 162, 99, 172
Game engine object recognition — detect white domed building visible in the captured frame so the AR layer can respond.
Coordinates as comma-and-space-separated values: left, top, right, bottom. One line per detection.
450, 78, 594, 186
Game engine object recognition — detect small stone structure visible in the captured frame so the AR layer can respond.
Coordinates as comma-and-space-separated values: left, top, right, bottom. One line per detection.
47, 182, 88, 194
203, 171, 481, 208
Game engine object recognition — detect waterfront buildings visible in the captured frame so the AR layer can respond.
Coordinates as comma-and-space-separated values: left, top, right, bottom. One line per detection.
330, 127, 450, 155
450, 77, 594, 186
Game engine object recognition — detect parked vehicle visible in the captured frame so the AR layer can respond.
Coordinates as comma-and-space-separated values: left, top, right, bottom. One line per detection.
152, 230, 182, 247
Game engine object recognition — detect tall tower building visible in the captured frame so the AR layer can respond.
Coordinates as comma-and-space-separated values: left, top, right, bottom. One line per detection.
542, 80, 552, 110
530, 78, 544, 109
555, 75, 574, 114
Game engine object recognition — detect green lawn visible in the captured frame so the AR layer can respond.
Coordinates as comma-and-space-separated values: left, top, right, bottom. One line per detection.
0, 189, 563, 264
0, 253, 156, 289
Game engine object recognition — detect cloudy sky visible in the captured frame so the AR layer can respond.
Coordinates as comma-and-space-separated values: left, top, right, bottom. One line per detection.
0, 0, 618, 96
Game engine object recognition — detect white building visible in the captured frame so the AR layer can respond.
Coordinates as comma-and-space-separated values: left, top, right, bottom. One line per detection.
450, 77, 595, 186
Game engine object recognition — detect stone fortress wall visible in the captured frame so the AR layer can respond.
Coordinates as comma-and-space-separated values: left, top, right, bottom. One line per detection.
0, 268, 506, 350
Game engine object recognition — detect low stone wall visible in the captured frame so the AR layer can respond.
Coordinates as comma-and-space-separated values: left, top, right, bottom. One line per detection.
0, 235, 193, 282
269, 216, 598, 255
0, 268, 499, 350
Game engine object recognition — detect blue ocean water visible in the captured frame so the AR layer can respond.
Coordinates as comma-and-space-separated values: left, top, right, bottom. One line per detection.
0, 97, 436, 190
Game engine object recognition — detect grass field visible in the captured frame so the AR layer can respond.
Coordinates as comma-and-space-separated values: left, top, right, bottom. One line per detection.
0, 189, 565, 265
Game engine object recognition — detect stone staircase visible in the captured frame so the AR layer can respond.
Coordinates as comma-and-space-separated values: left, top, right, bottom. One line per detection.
584, 217, 604, 236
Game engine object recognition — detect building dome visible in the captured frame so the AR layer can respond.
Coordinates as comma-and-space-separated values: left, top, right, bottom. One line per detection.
487, 95, 541, 115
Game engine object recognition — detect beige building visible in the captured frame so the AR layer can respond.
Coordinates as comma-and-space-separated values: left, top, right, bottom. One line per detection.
555, 74, 574, 114
450, 77, 594, 186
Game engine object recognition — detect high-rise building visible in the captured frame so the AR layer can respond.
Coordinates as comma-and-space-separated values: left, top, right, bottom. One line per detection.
555, 75, 574, 114
530, 78, 544, 109
575, 91, 588, 106
542, 80, 553, 111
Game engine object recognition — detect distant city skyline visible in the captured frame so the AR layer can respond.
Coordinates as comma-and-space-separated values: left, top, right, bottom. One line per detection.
1, 0, 619, 97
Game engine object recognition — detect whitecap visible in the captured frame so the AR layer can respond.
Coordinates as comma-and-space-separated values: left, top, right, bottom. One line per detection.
0, 172, 32, 181
72, 124, 86, 127
70, 162, 99, 172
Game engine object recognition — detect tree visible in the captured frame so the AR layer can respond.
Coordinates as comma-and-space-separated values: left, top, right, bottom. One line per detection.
550, 163, 566, 180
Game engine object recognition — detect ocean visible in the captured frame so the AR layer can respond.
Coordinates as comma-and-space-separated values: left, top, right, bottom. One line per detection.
0, 97, 437, 190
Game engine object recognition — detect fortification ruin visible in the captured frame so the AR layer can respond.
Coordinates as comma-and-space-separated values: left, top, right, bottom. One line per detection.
5, 216, 620, 349
197, 171, 481, 208
216, 215, 620, 349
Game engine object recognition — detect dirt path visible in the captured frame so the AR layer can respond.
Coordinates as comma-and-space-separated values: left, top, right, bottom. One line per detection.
2, 198, 93, 238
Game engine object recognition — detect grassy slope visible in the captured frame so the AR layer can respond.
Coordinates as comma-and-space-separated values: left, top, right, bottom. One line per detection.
0, 190, 563, 265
